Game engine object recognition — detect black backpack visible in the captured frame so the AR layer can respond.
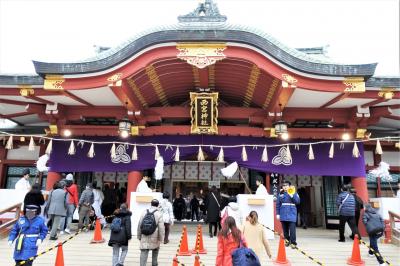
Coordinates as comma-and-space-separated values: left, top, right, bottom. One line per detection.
110, 217, 122, 233
140, 209, 158, 235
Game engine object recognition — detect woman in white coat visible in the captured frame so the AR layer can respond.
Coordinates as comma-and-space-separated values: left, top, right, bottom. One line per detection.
160, 191, 174, 244
92, 183, 106, 225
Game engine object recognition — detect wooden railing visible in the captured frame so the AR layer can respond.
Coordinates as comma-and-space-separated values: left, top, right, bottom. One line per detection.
388, 210, 400, 246
0, 203, 22, 238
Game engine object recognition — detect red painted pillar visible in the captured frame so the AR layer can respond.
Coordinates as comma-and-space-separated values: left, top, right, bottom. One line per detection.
127, 171, 142, 207
265, 173, 270, 192
351, 176, 369, 237
0, 147, 7, 188
46, 172, 61, 191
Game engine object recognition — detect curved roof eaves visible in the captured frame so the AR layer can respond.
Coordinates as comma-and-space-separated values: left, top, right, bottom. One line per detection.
366, 77, 400, 88
32, 23, 377, 77
0, 75, 44, 86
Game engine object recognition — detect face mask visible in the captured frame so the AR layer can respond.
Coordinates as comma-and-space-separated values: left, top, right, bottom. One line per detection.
25, 210, 36, 220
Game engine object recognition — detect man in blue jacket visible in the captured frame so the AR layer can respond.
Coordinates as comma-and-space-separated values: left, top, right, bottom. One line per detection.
8, 205, 48, 265
336, 184, 359, 242
276, 180, 300, 247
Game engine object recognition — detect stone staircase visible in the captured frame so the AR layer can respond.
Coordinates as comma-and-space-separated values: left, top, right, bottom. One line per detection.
0, 224, 399, 265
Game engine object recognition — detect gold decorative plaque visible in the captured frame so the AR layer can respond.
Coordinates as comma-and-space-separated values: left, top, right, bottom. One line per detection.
190, 92, 218, 134
177, 43, 226, 69
343, 78, 365, 93
44, 75, 65, 90
281, 74, 298, 88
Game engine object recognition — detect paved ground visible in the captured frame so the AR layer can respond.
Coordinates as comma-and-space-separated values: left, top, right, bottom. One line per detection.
0, 223, 399, 266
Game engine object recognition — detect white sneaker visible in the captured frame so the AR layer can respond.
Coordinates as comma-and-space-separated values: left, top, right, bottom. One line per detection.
59, 231, 65, 235
64, 228, 71, 234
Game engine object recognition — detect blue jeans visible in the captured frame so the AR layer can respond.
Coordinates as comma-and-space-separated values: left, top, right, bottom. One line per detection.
369, 234, 384, 264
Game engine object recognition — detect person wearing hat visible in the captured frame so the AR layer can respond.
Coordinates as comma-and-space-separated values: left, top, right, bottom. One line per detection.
59, 174, 79, 234
8, 204, 48, 266
255, 176, 269, 195
276, 180, 300, 248
78, 183, 94, 231
15, 168, 31, 191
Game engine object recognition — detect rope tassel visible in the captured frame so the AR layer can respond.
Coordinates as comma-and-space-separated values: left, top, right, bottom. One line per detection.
45, 140, 52, 155
132, 145, 138, 160
174, 146, 180, 162
217, 147, 224, 162
286, 145, 292, 161
352, 142, 360, 158
28, 136, 35, 151
241, 146, 248, 161
197, 146, 205, 161
308, 144, 315, 160
154, 145, 160, 160
261, 146, 268, 162
5, 135, 13, 149
88, 143, 95, 158
329, 142, 334, 158
375, 139, 383, 155
110, 143, 116, 159
68, 140, 76, 155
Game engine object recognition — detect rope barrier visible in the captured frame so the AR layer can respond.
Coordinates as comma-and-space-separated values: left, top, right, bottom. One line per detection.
13, 214, 114, 266
261, 224, 325, 266
359, 239, 393, 266
174, 229, 186, 266
195, 229, 206, 266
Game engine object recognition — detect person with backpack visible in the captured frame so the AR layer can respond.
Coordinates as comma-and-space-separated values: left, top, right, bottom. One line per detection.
8, 205, 48, 266
137, 199, 164, 266
216, 216, 252, 266
362, 204, 385, 265
108, 203, 132, 266
336, 184, 359, 242
160, 192, 174, 244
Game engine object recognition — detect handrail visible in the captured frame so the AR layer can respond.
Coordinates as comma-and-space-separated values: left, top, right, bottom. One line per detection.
388, 210, 400, 246
0, 202, 22, 238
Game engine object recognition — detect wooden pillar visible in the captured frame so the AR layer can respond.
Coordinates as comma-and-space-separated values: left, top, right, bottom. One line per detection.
127, 171, 142, 207
46, 172, 62, 190
265, 173, 270, 192
351, 176, 369, 237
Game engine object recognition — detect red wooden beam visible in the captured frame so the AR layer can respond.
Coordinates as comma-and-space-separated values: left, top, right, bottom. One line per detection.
361, 98, 390, 108
267, 85, 296, 113
0, 99, 35, 106
24, 95, 53, 105
0, 88, 59, 96
319, 93, 350, 108
0, 111, 35, 119
60, 91, 93, 106
109, 80, 142, 111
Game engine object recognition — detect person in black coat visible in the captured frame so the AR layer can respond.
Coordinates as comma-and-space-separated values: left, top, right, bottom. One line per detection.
190, 195, 200, 221
173, 194, 186, 221
205, 186, 221, 238
350, 188, 364, 239
23, 183, 45, 215
108, 203, 132, 266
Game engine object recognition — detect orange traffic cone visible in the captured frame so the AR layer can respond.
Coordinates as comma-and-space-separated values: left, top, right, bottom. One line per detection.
191, 224, 207, 254
172, 256, 179, 266
54, 242, 65, 266
347, 235, 365, 266
177, 225, 192, 256
193, 254, 201, 266
90, 218, 105, 244
273, 235, 291, 266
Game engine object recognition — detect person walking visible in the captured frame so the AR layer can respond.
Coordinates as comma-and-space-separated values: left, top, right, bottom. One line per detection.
23, 183, 45, 215
160, 192, 174, 244
350, 188, 364, 239
8, 205, 48, 266
216, 216, 247, 266
242, 211, 272, 261
190, 194, 200, 221
205, 186, 221, 238
137, 199, 164, 266
47, 181, 67, 240
276, 180, 300, 247
78, 183, 94, 231
15, 168, 31, 191
221, 197, 243, 228
60, 174, 79, 234
108, 203, 132, 266
92, 182, 106, 226
336, 184, 359, 242
362, 204, 385, 265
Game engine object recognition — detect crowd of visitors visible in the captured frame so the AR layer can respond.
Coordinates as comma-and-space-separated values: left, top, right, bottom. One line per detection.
7, 169, 394, 266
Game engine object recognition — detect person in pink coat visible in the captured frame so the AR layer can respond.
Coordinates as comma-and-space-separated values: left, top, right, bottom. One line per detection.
216, 216, 247, 266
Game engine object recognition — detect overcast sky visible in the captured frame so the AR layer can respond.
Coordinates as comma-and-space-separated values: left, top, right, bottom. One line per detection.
0, 0, 399, 76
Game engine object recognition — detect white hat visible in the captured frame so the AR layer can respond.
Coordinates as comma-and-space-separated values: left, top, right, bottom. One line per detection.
66, 174, 74, 181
